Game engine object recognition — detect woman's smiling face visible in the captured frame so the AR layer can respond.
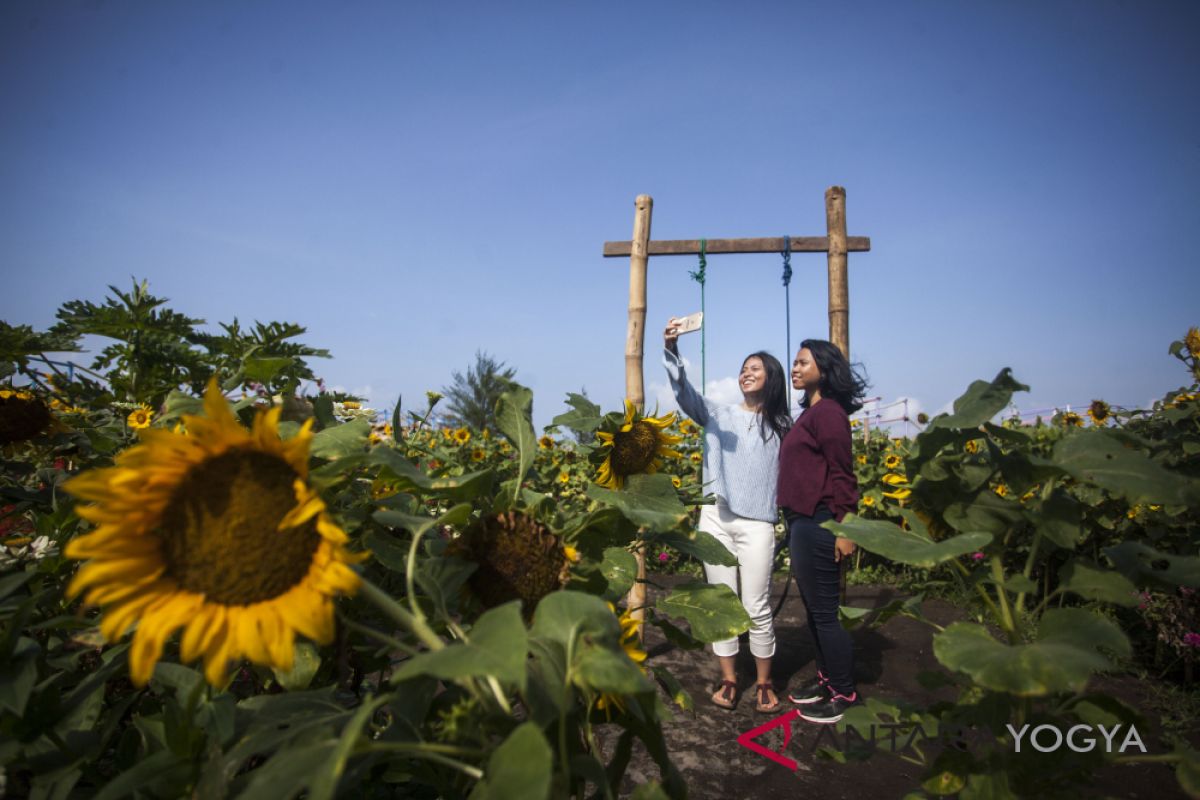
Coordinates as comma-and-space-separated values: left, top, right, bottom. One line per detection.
739, 356, 766, 398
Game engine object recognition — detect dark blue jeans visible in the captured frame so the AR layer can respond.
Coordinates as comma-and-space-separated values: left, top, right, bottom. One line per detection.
788, 506, 856, 696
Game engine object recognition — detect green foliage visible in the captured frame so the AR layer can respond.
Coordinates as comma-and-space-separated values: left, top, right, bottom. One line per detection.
442, 350, 518, 431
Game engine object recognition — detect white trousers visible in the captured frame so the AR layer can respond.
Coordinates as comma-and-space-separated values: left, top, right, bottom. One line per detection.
698, 503, 777, 659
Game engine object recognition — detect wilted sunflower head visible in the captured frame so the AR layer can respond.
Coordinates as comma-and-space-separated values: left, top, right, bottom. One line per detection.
0, 389, 52, 445
1088, 400, 1110, 426
594, 400, 684, 489
452, 510, 570, 614
1186, 327, 1200, 359
916, 412, 929, 425
64, 379, 364, 687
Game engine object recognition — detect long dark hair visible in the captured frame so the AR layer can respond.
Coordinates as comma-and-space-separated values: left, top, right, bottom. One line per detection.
743, 351, 792, 442
797, 339, 869, 414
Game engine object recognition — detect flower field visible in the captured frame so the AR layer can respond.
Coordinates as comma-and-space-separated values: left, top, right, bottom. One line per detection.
1, 285, 1199, 798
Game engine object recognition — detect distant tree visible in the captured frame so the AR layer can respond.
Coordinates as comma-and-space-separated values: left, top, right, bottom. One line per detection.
441, 350, 516, 431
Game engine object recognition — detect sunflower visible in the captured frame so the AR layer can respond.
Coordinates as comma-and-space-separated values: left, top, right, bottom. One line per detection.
0, 389, 52, 445
538, 435, 555, 450
856, 454, 868, 465
689, 452, 702, 465
595, 603, 648, 717
993, 483, 1009, 498
1186, 327, 1200, 359
125, 406, 154, 430
453, 427, 471, 445
63, 379, 363, 687
557, 471, 570, 485
470, 447, 486, 462
678, 418, 698, 436
671, 476, 682, 489
884, 454, 902, 470
1061, 411, 1084, 428
881, 473, 911, 501
452, 511, 569, 613
594, 401, 683, 490
964, 439, 980, 454
861, 495, 876, 508
1088, 400, 1110, 426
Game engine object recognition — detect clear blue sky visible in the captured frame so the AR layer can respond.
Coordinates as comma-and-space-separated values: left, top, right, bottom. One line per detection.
3, 1, 1198, 430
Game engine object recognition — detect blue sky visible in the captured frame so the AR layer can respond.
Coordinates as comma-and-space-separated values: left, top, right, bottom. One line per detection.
2, 1, 1197, 430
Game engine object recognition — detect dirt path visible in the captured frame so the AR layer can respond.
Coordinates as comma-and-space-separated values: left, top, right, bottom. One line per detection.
602, 576, 1190, 799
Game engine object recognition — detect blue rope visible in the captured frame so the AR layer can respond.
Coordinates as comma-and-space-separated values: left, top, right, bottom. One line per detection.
782, 236, 793, 407
689, 239, 707, 395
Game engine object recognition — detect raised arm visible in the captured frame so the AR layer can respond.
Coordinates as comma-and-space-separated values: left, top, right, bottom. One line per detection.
662, 317, 711, 426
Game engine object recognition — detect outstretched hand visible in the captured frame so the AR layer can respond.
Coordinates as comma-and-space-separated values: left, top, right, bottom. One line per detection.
664, 317, 681, 355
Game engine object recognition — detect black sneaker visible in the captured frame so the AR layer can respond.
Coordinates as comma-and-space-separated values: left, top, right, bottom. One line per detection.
798, 690, 860, 724
787, 673, 830, 705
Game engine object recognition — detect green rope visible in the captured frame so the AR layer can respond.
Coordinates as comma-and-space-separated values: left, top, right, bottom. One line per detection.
689, 238, 707, 395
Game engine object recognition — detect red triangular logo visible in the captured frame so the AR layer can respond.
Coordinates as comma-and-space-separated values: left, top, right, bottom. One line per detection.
737, 709, 800, 770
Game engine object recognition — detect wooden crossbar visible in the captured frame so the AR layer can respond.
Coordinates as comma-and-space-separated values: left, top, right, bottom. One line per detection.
603, 235, 870, 257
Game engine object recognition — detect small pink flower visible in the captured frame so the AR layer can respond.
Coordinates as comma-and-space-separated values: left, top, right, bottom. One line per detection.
971, 552, 985, 562
657, 552, 670, 563
1184, 633, 1200, 648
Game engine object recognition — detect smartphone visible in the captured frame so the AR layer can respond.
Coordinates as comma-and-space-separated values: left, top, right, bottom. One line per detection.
673, 312, 703, 335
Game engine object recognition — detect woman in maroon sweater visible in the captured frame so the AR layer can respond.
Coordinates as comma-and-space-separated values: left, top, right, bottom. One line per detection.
777, 339, 868, 724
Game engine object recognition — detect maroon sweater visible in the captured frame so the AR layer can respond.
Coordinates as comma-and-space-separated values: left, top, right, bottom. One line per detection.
777, 398, 859, 522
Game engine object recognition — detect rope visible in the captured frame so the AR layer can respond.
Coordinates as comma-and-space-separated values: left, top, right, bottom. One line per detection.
689, 238, 708, 395
782, 236, 793, 407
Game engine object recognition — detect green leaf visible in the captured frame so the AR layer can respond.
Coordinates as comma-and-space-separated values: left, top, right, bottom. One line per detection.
648, 617, 705, 651
1034, 488, 1083, 549
496, 385, 536, 486
371, 448, 494, 501
361, 529, 409, 573
1059, 560, 1139, 606
826, 514, 992, 568
586, 473, 690, 530
646, 528, 739, 567
93, 750, 190, 800
943, 491, 1023, 536
573, 639, 652, 694
243, 356, 295, 385
932, 608, 1130, 695
391, 602, 528, 690
469, 722, 553, 800
650, 665, 694, 711
929, 369, 1030, 430
0, 638, 39, 715
1052, 429, 1200, 506
1103, 541, 1200, 589
656, 581, 750, 643
551, 393, 603, 438
310, 418, 370, 460
599, 547, 638, 597
307, 694, 391, 800
272, 642, 321, 691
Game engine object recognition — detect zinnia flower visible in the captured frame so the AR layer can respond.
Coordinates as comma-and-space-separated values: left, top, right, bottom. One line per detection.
64, 379, 364, 687
594, 401, 683, 489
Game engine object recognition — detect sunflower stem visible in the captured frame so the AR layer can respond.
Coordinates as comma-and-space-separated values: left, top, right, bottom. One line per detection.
359, 578, 444, 652
362, 745, 485, 779
338, 613, 420, 658
405, 527, 427, 623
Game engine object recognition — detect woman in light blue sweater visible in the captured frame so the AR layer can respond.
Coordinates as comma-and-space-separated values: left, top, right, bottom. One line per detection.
663, 317, 791, 712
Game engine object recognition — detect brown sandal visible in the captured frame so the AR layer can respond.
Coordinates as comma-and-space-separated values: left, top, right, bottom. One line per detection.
755, 683, 781, 713
711, 680, 739, 710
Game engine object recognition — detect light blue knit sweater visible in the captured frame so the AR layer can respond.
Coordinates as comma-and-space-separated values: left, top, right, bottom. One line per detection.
663, 349, 781, 522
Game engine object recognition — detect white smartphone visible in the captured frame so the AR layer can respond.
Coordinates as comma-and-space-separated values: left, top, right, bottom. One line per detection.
673, 312, 703, 335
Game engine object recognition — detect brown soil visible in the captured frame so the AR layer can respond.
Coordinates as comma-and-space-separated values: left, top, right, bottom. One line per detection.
600, 575, 1193, 799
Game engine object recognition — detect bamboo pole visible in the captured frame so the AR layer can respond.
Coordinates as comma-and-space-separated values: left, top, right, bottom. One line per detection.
825, 186, 849, 358
626, 194, 653, 638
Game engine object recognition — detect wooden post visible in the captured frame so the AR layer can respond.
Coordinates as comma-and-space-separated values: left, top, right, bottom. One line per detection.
626, 194, 652, 637
825, 186, 849, 358
626, 195, 653, 410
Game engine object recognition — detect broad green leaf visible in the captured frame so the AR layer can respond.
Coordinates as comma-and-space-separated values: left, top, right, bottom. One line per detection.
943, 491, 1022, 536
310, 417, 370, 459
273, 642, 321, 691
1052, 429, 1200, 506
0, 638, 39, 715
371, 447, 494, 501
599, 547, 638, 597
933, 608, 1130, 695
646, 528, 739, 567
1059, 560, 1138, 606
826, 514, 992, 568
496, 385, 536, 485
573, 640, 652, 694
530, 591, 619, 651
586, 473, 689, 530
1033, 488, 1083, 549
928, 369, 1029, 430
650, 665, 694, 711
469, 722, 553, 800
656, 582, 750, 643
551, 392, 603, 438
243, 355, 295, 385
648, 617, 704, 651
93, 751, 190, 800
390, 602, 528, 690
1103, 541, 1200, 589
361, 529, 409, 573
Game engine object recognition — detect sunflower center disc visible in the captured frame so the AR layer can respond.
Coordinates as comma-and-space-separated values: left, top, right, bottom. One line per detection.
159, 449, 319, 605
611, 422, 659, 476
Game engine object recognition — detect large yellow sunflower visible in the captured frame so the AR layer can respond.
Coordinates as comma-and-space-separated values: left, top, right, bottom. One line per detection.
64, 379, 363, 687
595, 603, 648, 716
594, 400, 683, 489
